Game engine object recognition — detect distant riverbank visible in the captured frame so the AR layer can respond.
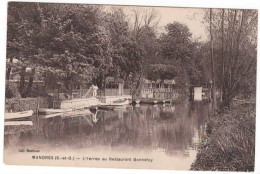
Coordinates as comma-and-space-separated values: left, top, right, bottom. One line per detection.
191, 100, 255, 171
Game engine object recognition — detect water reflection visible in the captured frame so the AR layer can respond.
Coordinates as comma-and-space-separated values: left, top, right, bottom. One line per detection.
4, 100, 211, 168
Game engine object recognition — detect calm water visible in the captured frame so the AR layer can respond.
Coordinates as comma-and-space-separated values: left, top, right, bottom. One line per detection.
4, 100, 212, 170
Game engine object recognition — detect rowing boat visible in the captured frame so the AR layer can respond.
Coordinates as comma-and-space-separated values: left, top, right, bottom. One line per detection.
44, 113, 63, 119
5, 121, 33, 126
38, 108, 73, 115
97, 105, 116, 110
109, 98, 129, 106
139, 98, 158, 104
5, 110, 33, 120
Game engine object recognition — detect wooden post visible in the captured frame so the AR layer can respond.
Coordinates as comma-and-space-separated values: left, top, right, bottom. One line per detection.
118, 82, 124, 96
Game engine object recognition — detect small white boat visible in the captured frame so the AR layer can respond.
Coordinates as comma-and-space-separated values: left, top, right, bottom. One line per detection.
108, 98, 129, 106
5, 110, 33, 120
44, 109, 93, 119
5, 121, 33, 126
44, 113, 63, 119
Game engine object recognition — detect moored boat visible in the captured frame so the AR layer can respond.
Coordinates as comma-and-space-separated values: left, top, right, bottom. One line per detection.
97, 105, 116, 110
109, 98, 129, 106
163, 99, 172, 103
38, 108, 73, 115
5, 110, 33, 120
44, 113, 63, 119
139, 98, 158, 104
5, 121, 33, 126
139, 98, 172, 104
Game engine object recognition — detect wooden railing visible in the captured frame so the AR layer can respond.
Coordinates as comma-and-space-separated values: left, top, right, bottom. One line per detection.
49, 88, 131, 100
141, 88, 179, 99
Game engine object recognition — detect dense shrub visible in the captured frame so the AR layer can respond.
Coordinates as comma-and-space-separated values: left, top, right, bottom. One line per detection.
21, 89, 50, 98
191, 102, 255, 171
5, 97, 52, 112
5, 83, 21, 99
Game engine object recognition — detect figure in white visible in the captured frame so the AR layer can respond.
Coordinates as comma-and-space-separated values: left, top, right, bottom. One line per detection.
92, 111, 98, 123
92, 84, 98, 98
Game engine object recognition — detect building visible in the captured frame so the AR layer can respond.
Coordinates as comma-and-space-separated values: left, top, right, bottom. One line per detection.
141, 79, 176, 98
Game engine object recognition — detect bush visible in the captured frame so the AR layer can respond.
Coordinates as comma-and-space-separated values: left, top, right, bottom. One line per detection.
21, 88, 50, 98
5, 82, 21, 99
5, 97, 52, 112
191, 103, 255, 171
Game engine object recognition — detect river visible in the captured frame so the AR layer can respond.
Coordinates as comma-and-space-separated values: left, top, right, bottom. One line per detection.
4, 100, 212, 170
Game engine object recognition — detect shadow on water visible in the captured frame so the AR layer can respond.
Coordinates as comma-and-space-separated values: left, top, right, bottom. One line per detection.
4, 99, 212, 165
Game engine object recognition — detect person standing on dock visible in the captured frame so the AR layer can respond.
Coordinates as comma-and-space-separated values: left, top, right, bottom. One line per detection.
92, 84, 98, 98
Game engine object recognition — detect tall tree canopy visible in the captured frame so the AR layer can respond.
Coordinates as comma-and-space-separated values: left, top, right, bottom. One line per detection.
159, 22, 200, 87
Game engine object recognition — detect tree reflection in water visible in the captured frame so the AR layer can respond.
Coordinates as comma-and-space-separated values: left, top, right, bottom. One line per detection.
4, 100, 211, 158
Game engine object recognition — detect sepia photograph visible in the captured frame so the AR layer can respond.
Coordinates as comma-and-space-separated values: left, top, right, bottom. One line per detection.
3, 1, 258, 172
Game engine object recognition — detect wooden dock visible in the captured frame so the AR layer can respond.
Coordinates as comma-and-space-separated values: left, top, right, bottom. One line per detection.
60, 95, 132, 110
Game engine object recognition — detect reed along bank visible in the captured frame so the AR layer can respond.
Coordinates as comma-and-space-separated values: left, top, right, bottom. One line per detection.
191, 100, 256, 171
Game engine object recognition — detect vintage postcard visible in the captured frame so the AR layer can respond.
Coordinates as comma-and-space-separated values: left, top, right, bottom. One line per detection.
3, 1, 257, 172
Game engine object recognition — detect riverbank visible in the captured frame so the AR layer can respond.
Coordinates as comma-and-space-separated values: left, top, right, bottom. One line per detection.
191, 100, 256, 171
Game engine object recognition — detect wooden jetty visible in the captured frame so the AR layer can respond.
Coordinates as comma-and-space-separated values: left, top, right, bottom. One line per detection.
60, 95, 131, 110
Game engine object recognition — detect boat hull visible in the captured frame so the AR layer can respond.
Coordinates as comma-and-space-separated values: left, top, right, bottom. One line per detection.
5, 110, 33, 120
38, 108, 73, 115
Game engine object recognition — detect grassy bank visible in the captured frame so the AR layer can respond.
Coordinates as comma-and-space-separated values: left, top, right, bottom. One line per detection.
191, 100, 256, 171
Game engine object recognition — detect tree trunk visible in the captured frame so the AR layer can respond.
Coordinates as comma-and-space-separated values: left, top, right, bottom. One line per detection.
27, 68, 36, 92
19, 67, 26, 94
6, 67, 12, 81
228, 10, 237, 90
210, 9, 216, 108
6, 58, 13, 80
220, 9, 225, 102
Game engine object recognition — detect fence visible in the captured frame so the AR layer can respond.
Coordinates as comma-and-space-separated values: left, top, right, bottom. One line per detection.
141, 88, 181, 99
49, 88, 131, 101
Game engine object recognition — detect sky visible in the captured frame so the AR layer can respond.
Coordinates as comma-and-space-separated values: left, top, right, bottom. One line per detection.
155, 7, 208, 41
106, 5, 208, 41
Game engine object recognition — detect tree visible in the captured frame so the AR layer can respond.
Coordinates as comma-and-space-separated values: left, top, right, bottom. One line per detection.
209, 9, 217, 108
7, 2, 43, 94
7, 2, 116, 97
105, 8, 146, 96
130, 8, 160, 77
203, 9, 257, 108
131, 8, 160, 39
159, 22, 196, 88
147, 64, 177, 81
